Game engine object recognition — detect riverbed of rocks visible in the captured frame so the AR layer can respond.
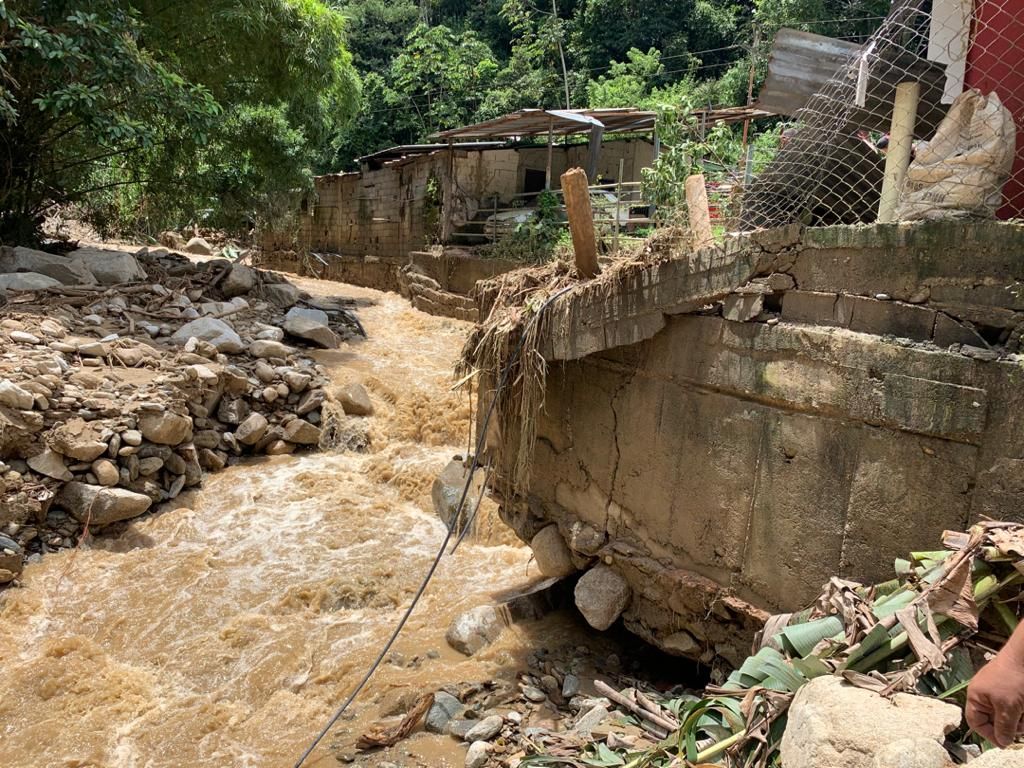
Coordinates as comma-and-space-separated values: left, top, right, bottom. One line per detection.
0, 243, 372, 584
343, 636, 689, 768
355, 646, 1024, 768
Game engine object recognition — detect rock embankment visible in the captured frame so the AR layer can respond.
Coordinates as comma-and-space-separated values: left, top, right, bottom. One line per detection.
0, 244, 367, 584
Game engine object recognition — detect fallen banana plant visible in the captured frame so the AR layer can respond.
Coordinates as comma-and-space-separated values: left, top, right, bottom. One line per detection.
520, 521, 1024, 768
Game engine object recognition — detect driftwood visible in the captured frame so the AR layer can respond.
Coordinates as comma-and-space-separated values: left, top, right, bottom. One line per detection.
594, 679, 680, 734
356, 692, 434, 751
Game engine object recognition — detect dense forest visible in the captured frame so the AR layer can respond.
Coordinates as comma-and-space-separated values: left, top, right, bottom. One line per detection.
0, 0, 887, 243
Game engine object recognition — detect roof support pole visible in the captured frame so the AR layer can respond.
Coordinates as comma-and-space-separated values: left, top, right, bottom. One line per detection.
545, 121, 555, 190
586, 124, 605, 182
441, 140, 455, 243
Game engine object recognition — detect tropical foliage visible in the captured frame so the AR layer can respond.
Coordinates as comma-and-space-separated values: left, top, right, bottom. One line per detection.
0, 0, 358, 242
0, 0, 889, 241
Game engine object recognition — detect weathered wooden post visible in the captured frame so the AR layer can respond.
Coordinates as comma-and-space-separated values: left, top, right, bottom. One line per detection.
685, 174, 715, 249
561, 168, 600, 278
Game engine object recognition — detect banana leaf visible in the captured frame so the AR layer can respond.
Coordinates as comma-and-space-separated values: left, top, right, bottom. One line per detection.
773, 616, 844, 657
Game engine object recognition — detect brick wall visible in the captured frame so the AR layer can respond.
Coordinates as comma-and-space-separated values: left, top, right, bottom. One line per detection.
289, 139, 654, 257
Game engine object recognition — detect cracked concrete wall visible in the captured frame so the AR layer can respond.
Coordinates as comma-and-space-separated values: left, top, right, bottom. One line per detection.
493, 220, 1024, 665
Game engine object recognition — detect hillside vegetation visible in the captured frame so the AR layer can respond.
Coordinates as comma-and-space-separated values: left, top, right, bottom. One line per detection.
0, 0, 886, 242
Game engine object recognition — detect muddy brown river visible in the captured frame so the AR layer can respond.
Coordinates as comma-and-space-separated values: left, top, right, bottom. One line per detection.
0, 280, 566, 768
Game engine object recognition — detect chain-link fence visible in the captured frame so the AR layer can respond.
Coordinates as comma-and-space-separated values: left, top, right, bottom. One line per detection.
740, 0, 1022, 231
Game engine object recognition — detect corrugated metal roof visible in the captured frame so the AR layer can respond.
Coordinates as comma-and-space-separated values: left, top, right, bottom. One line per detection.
431, 106, 774, 141
431, 109, 657, 140
357, 142, 508, 168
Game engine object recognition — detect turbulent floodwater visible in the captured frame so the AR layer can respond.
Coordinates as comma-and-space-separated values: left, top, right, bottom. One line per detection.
0, 281, 545, 768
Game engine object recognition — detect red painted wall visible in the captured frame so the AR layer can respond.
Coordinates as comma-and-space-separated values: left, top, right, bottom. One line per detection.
965, 0, 1024, 218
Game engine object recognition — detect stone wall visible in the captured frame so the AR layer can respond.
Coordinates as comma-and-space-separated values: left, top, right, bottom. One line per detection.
491, 220, 1024, 666
257, 249, 519, 298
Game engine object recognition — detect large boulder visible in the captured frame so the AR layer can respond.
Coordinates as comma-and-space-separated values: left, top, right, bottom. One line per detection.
56, 482, 153, 525
334, 382, 374, 416
160, 231, 186, 249
464, 715, 503, 742
431, 458, 484, 532
263, 282, 300, 308
283, 307, 340, 349
530, 525, 577, 578
574, 565, 631, 630
50, 417, 108, 460
235, 412, 268, 446
221, 264, 256, 298
425, 692, 465, 734
282, 418, 320, 445
184, 237, 213, 256
0, 380, 34, 410
0, 272, 61, 291
249, 339, 293, 360
0, 246, 96, 285
138, 411, 192, 445
171, 317, 244, 354
71, 248, 147, 285
445, 605, 505, 656
780, 676, 962, 768
27, 449, 72, 481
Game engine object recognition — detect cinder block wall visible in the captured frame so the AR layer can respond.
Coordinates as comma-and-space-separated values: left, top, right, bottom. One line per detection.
288, 140, 655, 257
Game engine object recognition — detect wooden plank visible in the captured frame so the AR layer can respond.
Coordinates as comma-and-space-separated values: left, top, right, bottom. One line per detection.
561, 168, 600, 278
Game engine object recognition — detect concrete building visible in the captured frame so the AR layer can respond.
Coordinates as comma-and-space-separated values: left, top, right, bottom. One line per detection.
291, 134, 655, 259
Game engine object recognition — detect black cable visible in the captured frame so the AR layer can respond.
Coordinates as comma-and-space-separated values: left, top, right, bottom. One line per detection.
292, 283, 575, 767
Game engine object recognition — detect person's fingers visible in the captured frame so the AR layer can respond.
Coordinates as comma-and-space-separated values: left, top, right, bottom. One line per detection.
967, 695, 991, 732
993, 705, 1020, 748
976, 721, 998, 745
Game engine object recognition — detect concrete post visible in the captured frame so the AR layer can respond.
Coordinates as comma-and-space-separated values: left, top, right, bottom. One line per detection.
878, 81, 921, 224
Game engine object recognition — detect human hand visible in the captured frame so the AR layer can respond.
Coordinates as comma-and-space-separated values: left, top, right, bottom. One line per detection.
967, 647, 1024, 747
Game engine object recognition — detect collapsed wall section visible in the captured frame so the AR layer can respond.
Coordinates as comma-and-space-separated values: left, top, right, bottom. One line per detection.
490, 220, 1024, 665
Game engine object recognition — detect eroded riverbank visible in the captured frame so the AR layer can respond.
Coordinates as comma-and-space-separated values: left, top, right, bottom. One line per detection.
0, 278, 552, 767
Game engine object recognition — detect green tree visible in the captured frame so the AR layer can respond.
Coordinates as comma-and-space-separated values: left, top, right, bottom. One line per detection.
0, 0, 359, 242
569, 0, 740, 74
391, 23, 499, 132
335, 0, 419, 74
331, 23, 498, 168
586, 48, 669, 108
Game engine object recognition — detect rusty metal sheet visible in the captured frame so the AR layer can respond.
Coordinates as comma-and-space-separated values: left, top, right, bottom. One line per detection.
756, 28, 862, 117
756, 27, 949, 137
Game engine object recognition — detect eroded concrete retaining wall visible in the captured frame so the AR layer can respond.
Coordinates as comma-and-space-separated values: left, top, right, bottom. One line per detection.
493, 220, 1024, 666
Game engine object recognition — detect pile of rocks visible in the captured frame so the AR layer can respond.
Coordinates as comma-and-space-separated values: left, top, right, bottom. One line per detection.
0, 244, 367, 584
364, 641, 672, 768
